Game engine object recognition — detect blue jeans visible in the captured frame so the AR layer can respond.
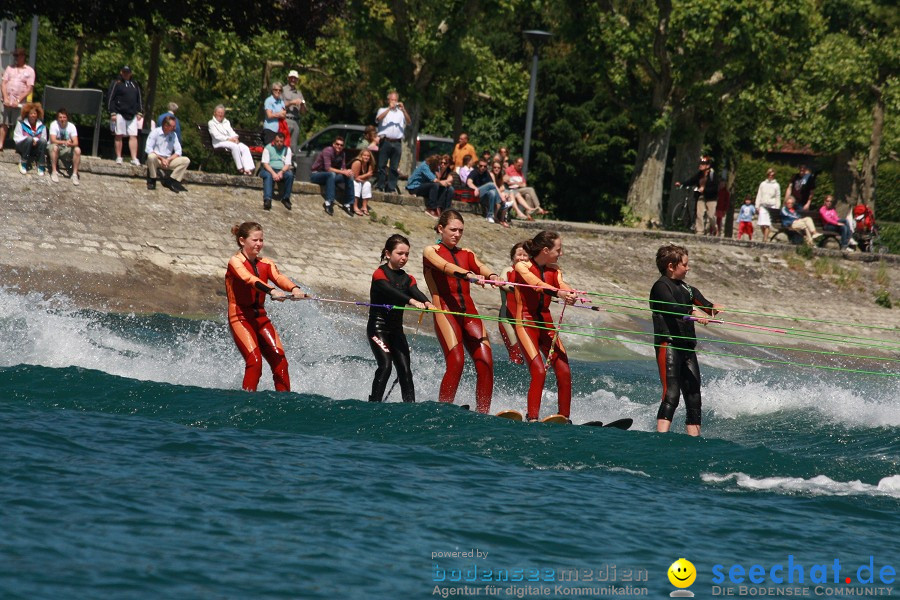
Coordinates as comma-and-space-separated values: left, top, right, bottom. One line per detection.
260, 168, 294, 200
824, 220, 851, 248
376, 139, 402, 192
478, 183, 500, 218
310, 171, 355, 206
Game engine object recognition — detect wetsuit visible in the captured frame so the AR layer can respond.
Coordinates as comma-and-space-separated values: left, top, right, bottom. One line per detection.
649, 276, 715, 425
423, 243, 496, 413
497, 267, 524, 365
367, 264, 430, 403
512, 261, 572, 420
226, 251, 299, 391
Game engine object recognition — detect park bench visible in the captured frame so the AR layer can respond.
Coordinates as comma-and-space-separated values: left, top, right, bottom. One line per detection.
196, 124, 264, 173
769, 209, 841, 248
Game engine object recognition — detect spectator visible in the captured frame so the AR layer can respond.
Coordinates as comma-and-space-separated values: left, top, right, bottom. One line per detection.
13, 102, 47, 175
755, 168, 781, 242
282, 70, 307, 160
351, 148, 375, 216
156, 102, 182, 144
819, 195, 854, 252
408, 154, 451, 219
714, 181, 731, 237
676, 155, 718, 235
497, 146, 510, 170
466, 159, 502, 225
145, 115, 190, 193
374, 90, 410, 193
451, 132, 477, 167
310, 136, 355, 216
262, 82, 287, 145
1, 48, 35, 152
496, 162, 529, 220
736, 195, 756, 241
208, 104, 255, 175
457, 155, 473, 184
786, 164, 815, 211
850, 201, 876, 252
505, 157, 547, 216
781, 197, 821, 246
358, 124, 379, 151
48, 108, 81, 185
107, 66, 143, 166
259, 132, 294, 211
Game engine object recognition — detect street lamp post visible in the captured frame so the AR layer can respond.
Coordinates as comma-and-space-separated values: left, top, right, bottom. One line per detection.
522, 29, 552, 180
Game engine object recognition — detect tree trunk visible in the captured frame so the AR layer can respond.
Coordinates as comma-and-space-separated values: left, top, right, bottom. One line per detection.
144, 29, 163, 122
856, 87, 885, 212
400, 98, 422, 180
67, 32, 85, 88
624, 0, 674, 227
668, 114, 705, 219
452, 84, 466, 140
626, 126, 672, 225
831, 149, 856, 214
723, 159, 737, 239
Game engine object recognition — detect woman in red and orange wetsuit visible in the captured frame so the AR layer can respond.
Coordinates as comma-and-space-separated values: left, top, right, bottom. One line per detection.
497, 242, 528, 365
423, 210, 500, 413
512, 231, 578, 421
226, 222, 306, 391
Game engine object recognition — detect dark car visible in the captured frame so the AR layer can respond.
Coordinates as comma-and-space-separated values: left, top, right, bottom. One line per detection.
295, 124, 453, 181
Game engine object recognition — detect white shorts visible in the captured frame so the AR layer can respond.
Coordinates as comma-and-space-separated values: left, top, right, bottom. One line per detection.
112, 116, 139, 136
757, 206, 772, 227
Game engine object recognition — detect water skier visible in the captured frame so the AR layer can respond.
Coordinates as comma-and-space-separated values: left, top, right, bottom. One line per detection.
650, 244, 723, 436
497, 242, 528, 365
511, 231, 578, 422
367, 234, 435, 403
226, 222, 307, 391
423, 210, 500, 413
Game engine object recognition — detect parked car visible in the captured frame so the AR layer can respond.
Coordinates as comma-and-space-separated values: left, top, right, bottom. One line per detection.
295, 124, 453, 182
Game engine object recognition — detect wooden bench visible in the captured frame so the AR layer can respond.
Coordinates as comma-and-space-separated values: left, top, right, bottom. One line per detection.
196, 124, 264, 173
769, 209, 841, 248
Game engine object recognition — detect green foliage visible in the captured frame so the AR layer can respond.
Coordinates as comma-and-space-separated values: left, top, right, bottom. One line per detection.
875, 289, 892, 309
393, 221, 410, 235
877, 162, 900, 222
795, 244, 814, 260
878, 222, 900, 255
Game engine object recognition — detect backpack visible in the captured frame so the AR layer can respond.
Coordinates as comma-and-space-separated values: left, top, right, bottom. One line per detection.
852, 205, 875, 233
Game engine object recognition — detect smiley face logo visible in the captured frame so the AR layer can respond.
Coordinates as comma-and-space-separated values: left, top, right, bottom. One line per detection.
668, 558, 697, 588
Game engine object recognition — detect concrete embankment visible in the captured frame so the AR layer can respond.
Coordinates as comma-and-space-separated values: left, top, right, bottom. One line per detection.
1, 155, 897, 351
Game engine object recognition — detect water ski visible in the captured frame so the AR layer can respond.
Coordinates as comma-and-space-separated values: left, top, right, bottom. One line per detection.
496, 409, 524, 421
581, 418, 633, 430
541, 414, 570, 424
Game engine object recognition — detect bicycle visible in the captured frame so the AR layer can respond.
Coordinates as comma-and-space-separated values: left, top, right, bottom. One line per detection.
668, 186, 696, 232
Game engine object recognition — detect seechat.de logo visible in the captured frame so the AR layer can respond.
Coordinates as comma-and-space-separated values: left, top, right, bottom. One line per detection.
668, 558, 697, 597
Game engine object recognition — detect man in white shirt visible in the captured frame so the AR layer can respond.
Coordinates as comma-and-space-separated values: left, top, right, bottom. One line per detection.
48, 108, 81, 185
145, 115, 190, 192
374, 90, 410, 193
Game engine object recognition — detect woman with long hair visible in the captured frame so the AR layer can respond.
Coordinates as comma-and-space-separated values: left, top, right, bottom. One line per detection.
512, 231, 578, 421
351, 149, 375, 215
422, 210, 500, 413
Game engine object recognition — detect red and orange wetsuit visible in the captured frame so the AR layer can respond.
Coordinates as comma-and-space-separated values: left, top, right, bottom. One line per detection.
497, 267, 524, 364
423, 243, 497, 413
226, 251, 300, 392
512, 261, 573, 420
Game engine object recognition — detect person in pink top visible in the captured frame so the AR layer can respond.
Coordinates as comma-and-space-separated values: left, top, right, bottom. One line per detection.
1, 48, 36, 152
505, 157, 547, 217
819, 195, 853, 252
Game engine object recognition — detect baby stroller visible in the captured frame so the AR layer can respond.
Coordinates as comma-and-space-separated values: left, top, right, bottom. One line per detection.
850, 204, 878, 252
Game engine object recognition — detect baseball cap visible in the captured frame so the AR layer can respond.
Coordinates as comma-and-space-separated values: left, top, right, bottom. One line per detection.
288, 70, 299, 78
121, 65, 132, 73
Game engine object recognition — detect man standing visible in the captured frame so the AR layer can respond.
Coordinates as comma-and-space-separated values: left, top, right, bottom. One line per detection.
451, 133, 477, 167
107, 66, 143, 166
374, 90, 410, 193
145, 115, 190, 192
48, 108, 81, 185
310, 136, 355, 216
282, 70, 307, 160
786, 164, 816, 211
1, 48, 36, 152
505, 157, 546, 215
676, 156, 718, 235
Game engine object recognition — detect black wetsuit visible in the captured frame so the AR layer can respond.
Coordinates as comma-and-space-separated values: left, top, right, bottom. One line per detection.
649, 276, 714, 425
367, 264, 429, 403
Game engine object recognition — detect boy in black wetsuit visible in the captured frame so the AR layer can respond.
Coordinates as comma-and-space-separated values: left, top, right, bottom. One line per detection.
649, 245, 722, 436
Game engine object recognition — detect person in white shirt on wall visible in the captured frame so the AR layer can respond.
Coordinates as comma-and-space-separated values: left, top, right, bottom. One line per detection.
48, 108, 81, 185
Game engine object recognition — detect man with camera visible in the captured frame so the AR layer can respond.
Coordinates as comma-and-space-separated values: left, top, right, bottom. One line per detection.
374, 91, 410, 194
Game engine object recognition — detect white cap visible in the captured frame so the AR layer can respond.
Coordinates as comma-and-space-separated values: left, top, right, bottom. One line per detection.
288, 70, 300, 79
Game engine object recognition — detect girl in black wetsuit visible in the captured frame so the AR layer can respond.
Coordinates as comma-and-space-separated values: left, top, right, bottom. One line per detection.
368, 234, 435, 403
649, 244, 722, 437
